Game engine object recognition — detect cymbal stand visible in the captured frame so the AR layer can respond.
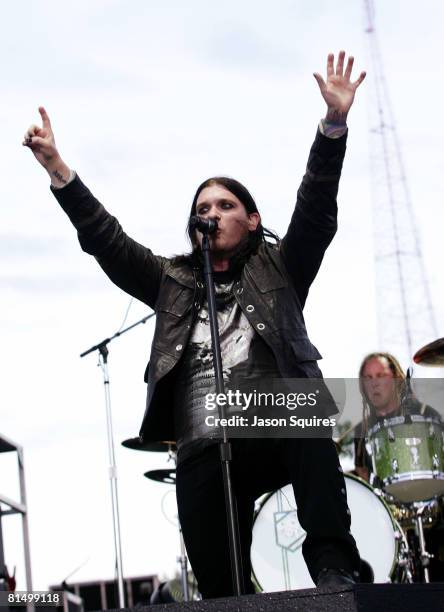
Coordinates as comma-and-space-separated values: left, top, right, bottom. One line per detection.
177, 520, 190, 601
168, 448, 190, 602
394, 531, 413, 583
414, 506, 433, 583
377, 488, 413, 583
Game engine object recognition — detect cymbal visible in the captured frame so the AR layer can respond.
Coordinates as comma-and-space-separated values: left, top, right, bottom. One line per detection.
144, 469, 176, 485
122, 437, 176, 453
413, 338, 444, 367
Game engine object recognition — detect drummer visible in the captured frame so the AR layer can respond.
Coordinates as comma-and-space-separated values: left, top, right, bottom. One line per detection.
353, 352, 441, 483
353, 351, 444, 582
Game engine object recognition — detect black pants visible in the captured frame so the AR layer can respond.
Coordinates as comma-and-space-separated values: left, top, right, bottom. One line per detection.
176, 437, 361, 599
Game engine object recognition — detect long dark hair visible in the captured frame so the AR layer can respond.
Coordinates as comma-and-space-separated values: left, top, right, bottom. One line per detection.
172, 176, 279, 269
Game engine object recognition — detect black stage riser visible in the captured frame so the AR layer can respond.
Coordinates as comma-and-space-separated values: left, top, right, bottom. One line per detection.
106, 583, 444, 612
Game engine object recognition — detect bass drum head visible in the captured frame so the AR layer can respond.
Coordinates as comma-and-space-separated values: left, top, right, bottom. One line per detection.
251, 473, 398, 591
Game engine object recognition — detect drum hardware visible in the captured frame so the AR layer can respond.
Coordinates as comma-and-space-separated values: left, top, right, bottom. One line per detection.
380, 468, 444, 583
393, 530, 413, 584
144, 469, 176, 485
123, 435, 191, 597
386, 496, 441, 532
411, 338, 444, 581
414, 506, 434, 583
177, 526, 191, 602
143, 454, 192, 602
121, 437, 177, 454
405, 438, 421, 446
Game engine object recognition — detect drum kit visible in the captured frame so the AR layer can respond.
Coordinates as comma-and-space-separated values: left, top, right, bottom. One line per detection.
252, 338, 444, 590
121, 437, 197, 602
123, 337, 444, 594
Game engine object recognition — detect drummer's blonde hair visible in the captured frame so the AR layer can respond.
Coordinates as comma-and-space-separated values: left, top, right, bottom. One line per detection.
356, 352, 406, 457
359, 352, 405, 389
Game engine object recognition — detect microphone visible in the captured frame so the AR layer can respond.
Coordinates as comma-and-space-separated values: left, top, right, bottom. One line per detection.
190, 216, 219, 235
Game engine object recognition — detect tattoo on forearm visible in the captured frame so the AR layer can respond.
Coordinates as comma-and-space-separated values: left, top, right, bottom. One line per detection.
325, 108, 347, 125
52, 170, 67, 184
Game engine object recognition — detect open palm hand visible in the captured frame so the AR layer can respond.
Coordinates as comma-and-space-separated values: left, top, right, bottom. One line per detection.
314, 51, 366, 123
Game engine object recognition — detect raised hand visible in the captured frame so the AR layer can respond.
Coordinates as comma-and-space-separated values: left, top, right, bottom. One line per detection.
23, 107, 58, 165
23, 107, 71, 186
313, 51, 366, 124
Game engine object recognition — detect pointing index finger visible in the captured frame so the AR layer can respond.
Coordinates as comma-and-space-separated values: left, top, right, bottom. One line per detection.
39, 106, 51, 129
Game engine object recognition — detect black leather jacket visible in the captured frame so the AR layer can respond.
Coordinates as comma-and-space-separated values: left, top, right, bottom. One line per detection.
52, 128, 347, 441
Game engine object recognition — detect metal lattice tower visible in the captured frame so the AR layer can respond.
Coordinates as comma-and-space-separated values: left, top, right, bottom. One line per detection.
363, 0, 437, 367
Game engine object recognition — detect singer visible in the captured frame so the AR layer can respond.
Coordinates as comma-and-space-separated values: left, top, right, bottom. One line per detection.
24, 51, 365, 597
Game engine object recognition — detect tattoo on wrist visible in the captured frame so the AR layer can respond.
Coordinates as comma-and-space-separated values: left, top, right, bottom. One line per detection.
52, 170, 67, 184
325, 108, 347, 125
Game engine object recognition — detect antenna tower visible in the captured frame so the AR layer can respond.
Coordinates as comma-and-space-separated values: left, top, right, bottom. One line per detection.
363, 0, 437, 367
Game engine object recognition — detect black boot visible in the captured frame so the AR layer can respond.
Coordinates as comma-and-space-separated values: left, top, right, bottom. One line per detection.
316, 568, 356, 588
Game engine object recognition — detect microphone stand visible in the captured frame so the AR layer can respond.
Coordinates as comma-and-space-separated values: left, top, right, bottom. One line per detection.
201, 232, 244, 596
80, 312, 155, 608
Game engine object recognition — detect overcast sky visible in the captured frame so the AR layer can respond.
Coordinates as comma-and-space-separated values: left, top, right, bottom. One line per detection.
1, 0, 444, 593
